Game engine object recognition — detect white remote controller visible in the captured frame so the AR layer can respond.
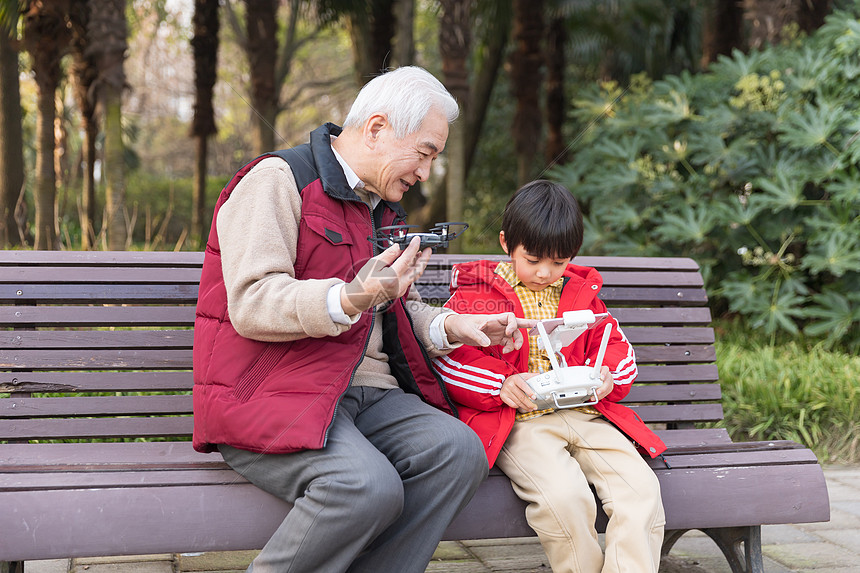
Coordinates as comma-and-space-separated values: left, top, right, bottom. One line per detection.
526, 311, 614, 410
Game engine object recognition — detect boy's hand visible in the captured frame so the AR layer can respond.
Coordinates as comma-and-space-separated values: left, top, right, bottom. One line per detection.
500, 372, 539, 412
444, 313, 537, 352
595, 366, 614, 401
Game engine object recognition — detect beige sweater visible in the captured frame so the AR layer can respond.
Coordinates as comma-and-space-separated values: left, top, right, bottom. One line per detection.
216, 156, 449, 390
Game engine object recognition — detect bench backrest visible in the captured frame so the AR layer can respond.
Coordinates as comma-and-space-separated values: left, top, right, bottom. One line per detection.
0, 251, 721, 445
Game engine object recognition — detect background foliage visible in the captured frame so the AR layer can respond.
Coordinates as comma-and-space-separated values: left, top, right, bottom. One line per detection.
550, 6, 860, 352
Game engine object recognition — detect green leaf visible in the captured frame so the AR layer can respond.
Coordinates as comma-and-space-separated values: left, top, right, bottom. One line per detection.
655, 203, 717, 244
778, 102, 850, 149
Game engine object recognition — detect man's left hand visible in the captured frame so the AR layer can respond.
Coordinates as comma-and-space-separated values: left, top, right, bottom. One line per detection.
443, 313, 537, 353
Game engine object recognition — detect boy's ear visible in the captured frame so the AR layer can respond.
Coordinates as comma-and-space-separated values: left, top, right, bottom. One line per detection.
499, 231, 509, 255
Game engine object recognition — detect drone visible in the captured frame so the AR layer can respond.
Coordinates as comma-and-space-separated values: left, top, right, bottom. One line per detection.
368, 222, 469, 252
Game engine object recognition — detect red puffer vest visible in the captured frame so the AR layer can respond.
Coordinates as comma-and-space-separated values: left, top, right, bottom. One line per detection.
192, 123, 455, 454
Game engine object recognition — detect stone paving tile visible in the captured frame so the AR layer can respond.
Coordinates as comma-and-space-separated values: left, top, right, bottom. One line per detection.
425, 562, 491, 573
800, 507, 860, 531
761, 523, 821, 545
74, 555, 173, 565
805, 528, 860, 554
21, 559, 69, 573
70, 563, 173, 573
432, 541, 474, 561
177, 551, 257, 572
463, 541, 550, 572
763, 541, 860, 570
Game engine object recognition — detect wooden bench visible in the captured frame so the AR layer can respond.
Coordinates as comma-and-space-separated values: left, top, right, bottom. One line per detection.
0, 250, 830, 573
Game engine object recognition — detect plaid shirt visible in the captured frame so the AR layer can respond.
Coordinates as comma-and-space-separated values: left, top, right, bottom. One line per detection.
495, 262, 601, 421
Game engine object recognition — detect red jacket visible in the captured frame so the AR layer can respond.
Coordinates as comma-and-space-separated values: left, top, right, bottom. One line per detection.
432, 259, 666, 466
192, 124, 454, 454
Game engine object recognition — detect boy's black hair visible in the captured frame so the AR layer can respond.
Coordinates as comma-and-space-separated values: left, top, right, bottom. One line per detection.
501, 180, 583, 260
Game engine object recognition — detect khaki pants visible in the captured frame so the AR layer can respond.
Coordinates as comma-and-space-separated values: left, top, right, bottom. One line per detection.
496, 409, 665, 573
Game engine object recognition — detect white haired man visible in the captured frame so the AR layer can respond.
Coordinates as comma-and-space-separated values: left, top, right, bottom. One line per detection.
192, 66, 533, 572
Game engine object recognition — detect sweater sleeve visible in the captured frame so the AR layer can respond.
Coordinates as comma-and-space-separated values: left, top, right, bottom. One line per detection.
431, 290, 520, 411
217, 157, 352, 342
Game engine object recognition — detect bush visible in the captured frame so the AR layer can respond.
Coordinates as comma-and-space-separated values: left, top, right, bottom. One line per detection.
550, 6, 860, 352
714, 319, 860, 463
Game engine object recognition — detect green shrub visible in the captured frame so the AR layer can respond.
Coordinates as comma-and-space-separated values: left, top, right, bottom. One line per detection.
550, 5, 860, 352
714, 319, 860, 463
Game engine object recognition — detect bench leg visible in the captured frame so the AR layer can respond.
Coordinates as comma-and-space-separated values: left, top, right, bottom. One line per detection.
702, 526, 764, 573
662, 526, 764, 573
0, 562, 24, 573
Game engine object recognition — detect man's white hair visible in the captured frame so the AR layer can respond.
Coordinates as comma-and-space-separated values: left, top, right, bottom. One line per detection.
343, 66, 459, 139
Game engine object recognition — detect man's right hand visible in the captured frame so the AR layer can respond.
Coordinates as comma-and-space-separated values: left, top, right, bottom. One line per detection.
341, 236, 431, 316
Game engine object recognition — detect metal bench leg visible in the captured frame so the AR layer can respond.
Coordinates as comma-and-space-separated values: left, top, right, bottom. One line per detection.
0, 562, 24, 573
701, 525, 764, 573
660, 528, 689, 555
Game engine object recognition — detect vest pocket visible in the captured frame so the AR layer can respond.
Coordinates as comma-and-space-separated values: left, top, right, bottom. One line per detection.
232, 342, 291, 402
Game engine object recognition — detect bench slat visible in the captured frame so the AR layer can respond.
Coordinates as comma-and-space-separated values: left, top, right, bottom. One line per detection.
0, 416, 193, 440
0, 349, 192, 370
0, 371, 192, 393
0, 284, 199, 303
629, 403, 724, 424
0, 328, 712, 349
0, 365, 721, 394
1, 395, 192, 418
0, 267, 202, 283
1, 330, 194, 349
1, 306, 197, 327
417, 284, 708, 306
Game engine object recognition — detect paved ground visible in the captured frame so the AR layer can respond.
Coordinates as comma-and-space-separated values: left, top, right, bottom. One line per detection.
22, 464, 860, 572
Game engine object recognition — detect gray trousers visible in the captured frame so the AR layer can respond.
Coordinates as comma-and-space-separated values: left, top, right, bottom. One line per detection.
219, 386, 488, 573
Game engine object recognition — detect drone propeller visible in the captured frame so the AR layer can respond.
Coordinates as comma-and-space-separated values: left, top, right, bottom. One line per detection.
428, 222, 469, 241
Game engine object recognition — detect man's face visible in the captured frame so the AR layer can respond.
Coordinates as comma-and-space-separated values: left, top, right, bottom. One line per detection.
365, 107, 449, 203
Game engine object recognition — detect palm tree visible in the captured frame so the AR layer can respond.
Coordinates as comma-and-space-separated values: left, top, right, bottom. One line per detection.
87, 0, 127, 250
190, 0, 220, 246
0, 11, 25, 247
69, 0, 98, 249
22, 0, 71, 250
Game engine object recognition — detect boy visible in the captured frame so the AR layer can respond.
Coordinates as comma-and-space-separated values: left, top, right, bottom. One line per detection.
433, 180, 667, 573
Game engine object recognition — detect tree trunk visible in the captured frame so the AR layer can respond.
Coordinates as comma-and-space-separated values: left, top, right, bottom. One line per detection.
702, 0, 745, 66
440, 0, 471, 251
545, 13, 566, 167
348, 0, 396, 86
510, 0, 545, 186
393, 0, 414, 67
81, 124, 96, 249
246, 0, 278, 154
70, 0, 98, 250
465, 4, 510, 176
0, 26, 24, 247
88, 0, 128, 250
34, 71, 59, 250
102, 89, 126, 250
190, 0, 220, 246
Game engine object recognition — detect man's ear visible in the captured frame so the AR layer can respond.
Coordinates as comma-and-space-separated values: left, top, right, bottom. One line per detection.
364, 113, 388, 148
499, 231, 509, 255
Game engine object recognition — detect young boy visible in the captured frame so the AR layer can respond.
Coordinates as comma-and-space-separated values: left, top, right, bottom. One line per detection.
433, 180, 667, 573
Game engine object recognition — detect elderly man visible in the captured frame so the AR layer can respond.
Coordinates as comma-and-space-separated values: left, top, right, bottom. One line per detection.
192, 66, 531, 573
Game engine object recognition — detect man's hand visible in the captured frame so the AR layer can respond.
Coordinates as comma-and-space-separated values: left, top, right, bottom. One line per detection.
443, 312, 537, 353
341, 236, 431, 315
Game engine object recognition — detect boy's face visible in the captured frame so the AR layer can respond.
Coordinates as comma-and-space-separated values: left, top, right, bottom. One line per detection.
500, 232, 569, 292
